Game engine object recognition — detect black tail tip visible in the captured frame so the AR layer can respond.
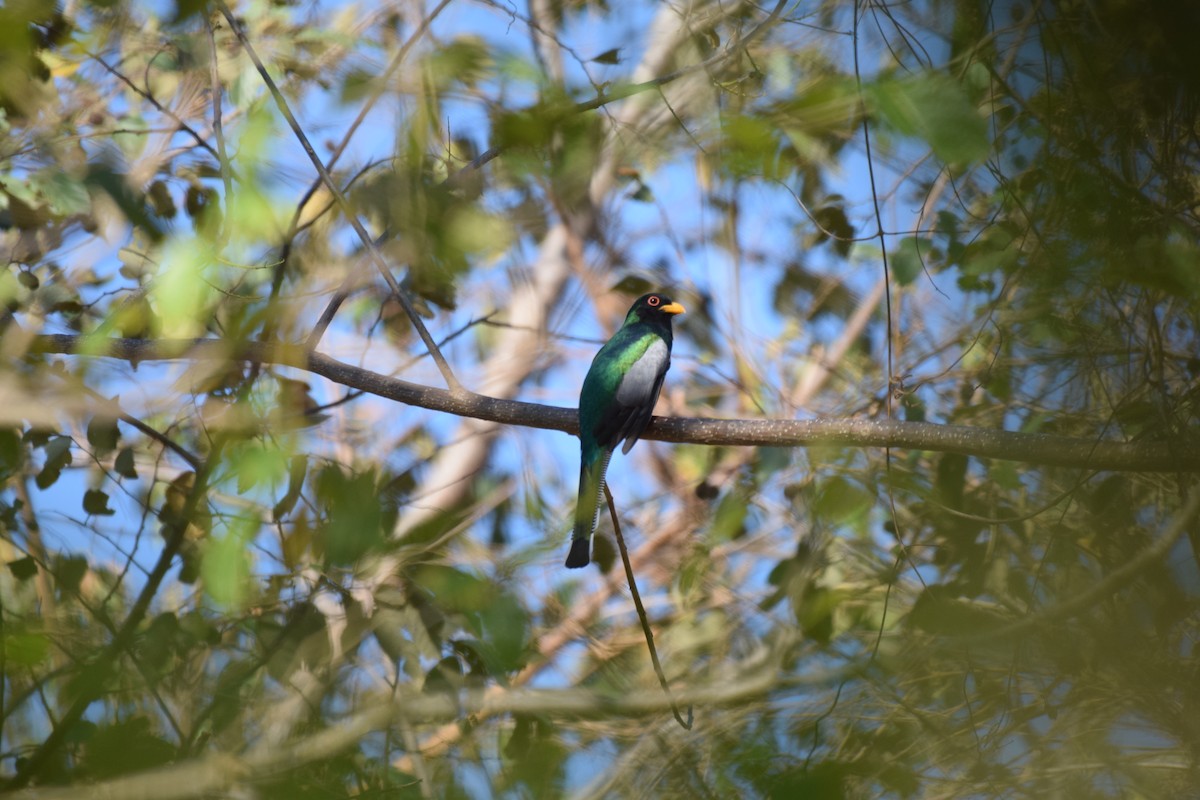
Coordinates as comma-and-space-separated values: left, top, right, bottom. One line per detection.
565, 538, 590, 569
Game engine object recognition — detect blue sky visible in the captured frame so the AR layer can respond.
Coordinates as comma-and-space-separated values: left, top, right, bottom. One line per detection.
21, 0, 985, 623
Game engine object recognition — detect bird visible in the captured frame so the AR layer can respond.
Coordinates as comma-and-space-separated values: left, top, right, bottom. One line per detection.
566, 292, 685, 568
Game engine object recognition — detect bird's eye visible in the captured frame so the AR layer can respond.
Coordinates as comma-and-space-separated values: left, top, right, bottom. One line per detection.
647, 296, 660, 306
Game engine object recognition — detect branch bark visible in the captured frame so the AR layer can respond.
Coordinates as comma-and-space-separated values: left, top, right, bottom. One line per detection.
27, 334, 1200, 472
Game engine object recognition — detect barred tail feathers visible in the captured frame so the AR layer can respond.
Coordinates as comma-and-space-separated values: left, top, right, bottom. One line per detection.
565, 449, 613, 568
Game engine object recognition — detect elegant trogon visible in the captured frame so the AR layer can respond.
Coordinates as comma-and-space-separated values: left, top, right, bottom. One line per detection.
566, 292, 685, 568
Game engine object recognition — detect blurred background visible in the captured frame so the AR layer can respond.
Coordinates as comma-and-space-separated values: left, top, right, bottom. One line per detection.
1, 0, 1199, 795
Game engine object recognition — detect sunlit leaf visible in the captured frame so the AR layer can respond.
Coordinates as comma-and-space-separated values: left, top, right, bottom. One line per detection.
202, 517, 255, 609
868, 73, 989, 165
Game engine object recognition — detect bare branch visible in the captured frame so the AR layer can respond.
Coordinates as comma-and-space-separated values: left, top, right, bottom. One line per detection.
28, 334, 1200, 472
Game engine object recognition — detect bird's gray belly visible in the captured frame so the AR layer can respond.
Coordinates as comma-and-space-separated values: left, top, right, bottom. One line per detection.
615, 339, 667, 406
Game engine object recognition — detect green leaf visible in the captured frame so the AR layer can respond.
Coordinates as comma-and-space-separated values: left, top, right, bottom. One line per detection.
412, 565, 493, 614
0, 427, 21, 479
719, 114, 782, 178
234, 444, 288, 494
139, 612, 181, 675
80, 717, 175, 779
590, 47, 622, 65
813, 476, 872, 525
272, 455, 308, 521
86, 415, 120, 456
315, 467, 383, 566
908, 586, 1004, 635
114, 447, 138, 479
868, 73, 989, 165
711, 491, 748, 542
202, 517, 255, 609
3, 631, 49, 666
83, 489, 115, 516
478, 591, 529, 672
892, 237, 932, 286
9, 556, 38, 581
152, 236, 216, 338
793, 585, 840, 644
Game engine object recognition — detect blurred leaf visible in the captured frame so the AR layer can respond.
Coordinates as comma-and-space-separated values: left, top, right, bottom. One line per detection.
425, 36, 492, 90
718, 114, 782, 178
590, 47, 621, 65
909, 586, 1005, 635
628, 182, 653, 202
114, 446, 138, 479
234, 443, 288, 494
315, 467, 383, 566
711, 490, 748, 542
9, 556, 38, 581
35, 451, 65, 489
0, 427, 22, 479
81, 717, 175, 779
273, 455, 308, 521
477, 590, 529, 673
152, 237, 216, 338
83, 489, 115, 516
810, 203, 855, 257
412, 564, 493, 614
3, 630, 49, 666
868, 73, 989, 165
86, 415, 119, 456
793, 585, 839, 644
935, 453, 968, 507
609, 274, 655, 297
54, 554, 88, 595
891, 237, 932, 286
813, 476, 872, 525
202, 517, 255, 609
85, 165, 163, 242
139, 613, 180, 675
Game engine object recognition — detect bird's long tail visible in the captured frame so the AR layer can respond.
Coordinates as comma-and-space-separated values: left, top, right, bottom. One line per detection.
566, 449, 612, 568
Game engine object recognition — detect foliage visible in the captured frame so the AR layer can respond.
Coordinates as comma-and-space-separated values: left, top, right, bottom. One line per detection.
0, 0, 1198, 797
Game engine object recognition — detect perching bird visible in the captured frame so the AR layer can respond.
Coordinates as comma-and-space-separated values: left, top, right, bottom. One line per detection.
566, 292, 685, 568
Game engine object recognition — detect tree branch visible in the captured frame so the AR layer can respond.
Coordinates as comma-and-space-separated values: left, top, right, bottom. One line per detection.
26, 334, 1200, 472
8, 641, 805, 800
6, 437, 226, 789
961, 485, 1200, 642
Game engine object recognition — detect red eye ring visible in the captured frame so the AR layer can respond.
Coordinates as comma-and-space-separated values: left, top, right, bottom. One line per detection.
647, 296, 660, 306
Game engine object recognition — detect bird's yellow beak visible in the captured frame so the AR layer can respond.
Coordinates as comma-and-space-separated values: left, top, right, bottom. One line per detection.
660, 301, 686, 315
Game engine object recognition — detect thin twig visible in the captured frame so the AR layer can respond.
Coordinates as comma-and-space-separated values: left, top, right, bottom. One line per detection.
8, 653, 802, 800
603, 484, 693, 730
213, 1, 465, 396
89, 54, 222, 163
960, 485, 1200, 643
5, 438, 227, 789
118, 412, 202, 469
206, 16, 235, 246
295, 0, 455, 348
287, 0, 455, 239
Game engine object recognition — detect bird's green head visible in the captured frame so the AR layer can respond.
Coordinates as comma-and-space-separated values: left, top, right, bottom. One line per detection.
624, 292, 686, 325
